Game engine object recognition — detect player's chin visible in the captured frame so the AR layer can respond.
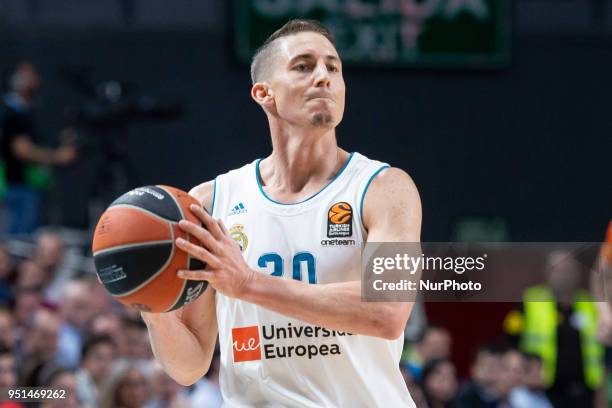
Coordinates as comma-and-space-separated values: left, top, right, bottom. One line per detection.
309, 112, 335, 128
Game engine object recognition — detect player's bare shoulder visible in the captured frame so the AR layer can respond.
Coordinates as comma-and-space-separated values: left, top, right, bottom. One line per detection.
189, 180, 215, 213
366, 167, 420, 203
362, 167, 421, 241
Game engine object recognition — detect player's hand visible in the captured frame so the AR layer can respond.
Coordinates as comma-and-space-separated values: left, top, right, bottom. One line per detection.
175, 204, 254, 299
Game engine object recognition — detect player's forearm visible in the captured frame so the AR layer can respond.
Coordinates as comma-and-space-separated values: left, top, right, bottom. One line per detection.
241, 272, 410, 340
141, 312, 213, 386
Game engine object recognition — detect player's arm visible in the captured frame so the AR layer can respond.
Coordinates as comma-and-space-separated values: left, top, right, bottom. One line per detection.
140, 181, 219, 386
177, 168, 421, 340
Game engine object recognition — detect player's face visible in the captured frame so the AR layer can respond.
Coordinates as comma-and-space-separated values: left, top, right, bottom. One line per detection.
269, 32, 345, 128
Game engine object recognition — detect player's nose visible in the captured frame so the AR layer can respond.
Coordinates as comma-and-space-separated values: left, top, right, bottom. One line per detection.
313, 61, 331, 88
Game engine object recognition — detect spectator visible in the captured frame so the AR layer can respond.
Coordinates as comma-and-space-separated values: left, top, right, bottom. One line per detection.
190, 351, 223, 408
98, 361, 149, 408
57, 279, 99, 368
1, 61, 76, 235
75, 335, 117, 408
515, 251, 603, 408
509, 353, 553, 408
592, 221, 612, 407
0, 345, 23, 408
0, 244, 14, 303
87, 312, 127, 357
122, 316, 152, 363
496, 348, 525, 408
420, 358, 458, 408
0, 306, 16, 349
146, 362, 191, 408
15, 260, 46, 290
405, 324, 452, 380
38, 365, 82, 408
87, 276, 112, 314
13, 286, 42, 329
20, 308, 60, 363
0, 345, 17, 388
453, 344, 501, 408
33, 232, 71, 303
406, 382, 428, 408
18, 308, 61, 388
34, 232, 64, 272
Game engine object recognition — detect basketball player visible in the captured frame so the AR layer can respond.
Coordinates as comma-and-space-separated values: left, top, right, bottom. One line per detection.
142, 20, 421, 407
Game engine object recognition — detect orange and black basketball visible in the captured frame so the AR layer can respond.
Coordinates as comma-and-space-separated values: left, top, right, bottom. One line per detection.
92, 185, 207, 313
328, 202, 353, 224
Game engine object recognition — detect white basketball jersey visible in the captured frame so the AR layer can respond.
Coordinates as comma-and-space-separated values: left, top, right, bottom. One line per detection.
211, 152, 415, 407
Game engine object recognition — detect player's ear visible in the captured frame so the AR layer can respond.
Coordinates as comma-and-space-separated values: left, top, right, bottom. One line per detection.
251, 82, 275, 108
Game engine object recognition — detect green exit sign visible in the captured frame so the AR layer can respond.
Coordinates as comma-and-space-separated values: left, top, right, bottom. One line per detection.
234, 0, 511, 68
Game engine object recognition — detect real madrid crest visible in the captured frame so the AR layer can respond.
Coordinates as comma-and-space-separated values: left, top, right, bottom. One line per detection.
229, 224, 248, 252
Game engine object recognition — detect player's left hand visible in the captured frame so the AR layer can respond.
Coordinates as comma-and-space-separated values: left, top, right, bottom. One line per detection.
175, 204, 254, 299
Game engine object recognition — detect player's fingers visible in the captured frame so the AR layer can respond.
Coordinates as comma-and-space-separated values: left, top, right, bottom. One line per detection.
177, 269, 215, 281
218, 219, 228, 235
189, 204, 225, 240
178, 220, 220, 252
175, 237, 220, 267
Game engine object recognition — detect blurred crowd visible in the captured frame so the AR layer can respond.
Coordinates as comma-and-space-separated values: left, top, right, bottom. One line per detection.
400, 325, 553, 408
0, 231, 222, 408
399, 242, 612, 408
0, 230, 609, 408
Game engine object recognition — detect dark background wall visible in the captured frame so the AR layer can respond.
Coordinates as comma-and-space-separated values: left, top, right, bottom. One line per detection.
1, 27, 609, 241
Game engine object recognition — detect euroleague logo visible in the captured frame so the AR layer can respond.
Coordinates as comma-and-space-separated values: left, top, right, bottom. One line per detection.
326, 202, 353, 239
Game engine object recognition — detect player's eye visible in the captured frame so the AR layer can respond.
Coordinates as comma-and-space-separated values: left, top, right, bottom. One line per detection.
294, 63, 309, 72
328, 65, 339, 72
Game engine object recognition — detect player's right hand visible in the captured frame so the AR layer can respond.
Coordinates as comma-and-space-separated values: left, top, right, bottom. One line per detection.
174, 204, 255, 299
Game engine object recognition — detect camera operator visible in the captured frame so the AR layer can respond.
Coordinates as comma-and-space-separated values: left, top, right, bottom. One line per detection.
1, 61, 76, 234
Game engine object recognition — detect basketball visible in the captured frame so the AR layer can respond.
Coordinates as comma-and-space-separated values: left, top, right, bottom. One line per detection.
92, 185, 208, 313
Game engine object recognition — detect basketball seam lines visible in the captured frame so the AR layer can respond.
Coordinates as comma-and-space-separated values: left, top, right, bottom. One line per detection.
158, 185, 186, 221
93, 240, 174, 257
114, 222, 176, 298
157, 185, 192, 312
109, 204, 180, 224
165, 278, 188, 312
167, 249, 195, 312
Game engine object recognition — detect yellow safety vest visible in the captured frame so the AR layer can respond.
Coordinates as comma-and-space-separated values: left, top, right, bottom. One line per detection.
521, 285, 603, 389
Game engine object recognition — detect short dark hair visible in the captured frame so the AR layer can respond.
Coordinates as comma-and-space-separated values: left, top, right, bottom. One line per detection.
521, 352, 542, 364
473, 343, 505, 360
0, 344, 12, 358
81, 334, 115, 360
250, 19, 336, 84
121, 316, 146, 331
38, 364, 74, 388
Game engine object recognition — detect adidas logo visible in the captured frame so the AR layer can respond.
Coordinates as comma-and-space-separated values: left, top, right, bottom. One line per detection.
228, 202, 247, 216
